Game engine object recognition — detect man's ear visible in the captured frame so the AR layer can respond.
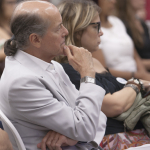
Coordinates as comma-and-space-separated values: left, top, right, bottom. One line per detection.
29, 33, 42, 48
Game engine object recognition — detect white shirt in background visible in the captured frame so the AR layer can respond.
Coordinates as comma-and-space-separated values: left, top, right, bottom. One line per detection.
99, 16, 137, 72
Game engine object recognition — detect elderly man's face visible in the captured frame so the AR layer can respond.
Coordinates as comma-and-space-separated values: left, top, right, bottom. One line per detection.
14, 1, 68, 62
40, 9, 68, 60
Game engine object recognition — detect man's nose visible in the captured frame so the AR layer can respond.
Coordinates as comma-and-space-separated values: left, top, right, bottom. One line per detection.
62, 25, 68, 36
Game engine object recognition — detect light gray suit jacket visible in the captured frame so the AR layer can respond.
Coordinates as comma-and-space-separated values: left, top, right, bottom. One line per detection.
0, 50, 106, 150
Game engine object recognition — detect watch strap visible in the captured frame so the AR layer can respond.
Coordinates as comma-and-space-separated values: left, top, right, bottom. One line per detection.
80, 76, 96, 84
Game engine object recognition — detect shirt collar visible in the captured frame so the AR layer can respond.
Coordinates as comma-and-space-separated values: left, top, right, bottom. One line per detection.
19, 50, 54, 71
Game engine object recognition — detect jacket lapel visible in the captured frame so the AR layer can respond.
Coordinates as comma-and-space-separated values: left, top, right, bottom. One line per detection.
13, 50, 70, 106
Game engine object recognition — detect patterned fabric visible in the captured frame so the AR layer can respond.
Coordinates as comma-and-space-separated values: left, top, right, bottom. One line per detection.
100, 129, 150, 150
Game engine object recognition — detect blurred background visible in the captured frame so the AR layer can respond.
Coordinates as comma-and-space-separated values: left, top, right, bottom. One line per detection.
13, 0, 150, 39
0, 0, 150, 76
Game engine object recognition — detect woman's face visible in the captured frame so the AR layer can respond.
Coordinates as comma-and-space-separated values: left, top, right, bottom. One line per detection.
98, 0, 116, 16
2, 0, 16, 19
130, 0, 146, 11
80, 12, 103, 53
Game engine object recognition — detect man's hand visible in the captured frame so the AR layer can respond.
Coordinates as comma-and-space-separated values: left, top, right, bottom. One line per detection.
0, 129, 13, 150
37, 131, 78, 150
63, 45, 95, 78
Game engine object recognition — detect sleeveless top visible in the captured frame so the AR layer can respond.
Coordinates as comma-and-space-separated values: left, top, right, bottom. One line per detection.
62, 63, 143, 135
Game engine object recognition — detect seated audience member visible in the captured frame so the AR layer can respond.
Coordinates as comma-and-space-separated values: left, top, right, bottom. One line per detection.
0, 0, 16, 130
116, 0, 150, 71
0, 129, 13, 150
91, 0, 150, 81
0, 0, 106, 150
0, 0, 16, 77
39, 0, 150, 149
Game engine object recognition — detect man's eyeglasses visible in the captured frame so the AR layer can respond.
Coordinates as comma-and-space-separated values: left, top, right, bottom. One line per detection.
89, 22, 101, 33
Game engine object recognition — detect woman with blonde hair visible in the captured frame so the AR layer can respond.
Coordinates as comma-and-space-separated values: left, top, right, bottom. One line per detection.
115, 0, 150, 71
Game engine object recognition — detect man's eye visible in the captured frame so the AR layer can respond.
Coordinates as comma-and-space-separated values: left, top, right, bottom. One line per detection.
57, 25, 62, 31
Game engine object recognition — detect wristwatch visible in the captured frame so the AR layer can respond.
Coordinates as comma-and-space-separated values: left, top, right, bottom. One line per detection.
80, 76, 96, 84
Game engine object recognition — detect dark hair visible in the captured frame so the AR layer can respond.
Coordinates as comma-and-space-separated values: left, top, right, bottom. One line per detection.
4, 11, 50, 56
115, 0, 143, 48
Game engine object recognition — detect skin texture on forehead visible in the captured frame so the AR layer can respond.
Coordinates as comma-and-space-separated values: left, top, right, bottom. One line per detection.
12, 1, 59, 21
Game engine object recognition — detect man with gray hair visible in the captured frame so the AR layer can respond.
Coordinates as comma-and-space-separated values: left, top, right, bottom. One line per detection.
0, 1, 106, 150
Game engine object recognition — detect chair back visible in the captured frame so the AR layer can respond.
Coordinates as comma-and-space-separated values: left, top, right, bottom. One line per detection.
0, 109, 26, 150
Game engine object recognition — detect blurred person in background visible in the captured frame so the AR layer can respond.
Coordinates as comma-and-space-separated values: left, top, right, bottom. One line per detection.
116, 0, 150, 71
0, 0, 16, 77
92, 0, 150, 81
0, 0, 16, 129
136, 8, 147, 21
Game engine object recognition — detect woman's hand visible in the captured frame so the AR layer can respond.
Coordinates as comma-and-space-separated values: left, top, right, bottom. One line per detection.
37, 131, 78, 150
140, 79, 150, 92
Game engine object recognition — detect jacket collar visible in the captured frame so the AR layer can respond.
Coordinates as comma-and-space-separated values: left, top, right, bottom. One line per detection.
13, 50, 70, 105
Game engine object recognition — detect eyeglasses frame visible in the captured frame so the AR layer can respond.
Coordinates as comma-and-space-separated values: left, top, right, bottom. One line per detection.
89, 22, 101, 33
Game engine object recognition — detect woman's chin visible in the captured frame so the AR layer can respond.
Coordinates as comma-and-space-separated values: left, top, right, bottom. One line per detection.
92, 47, 99, 52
